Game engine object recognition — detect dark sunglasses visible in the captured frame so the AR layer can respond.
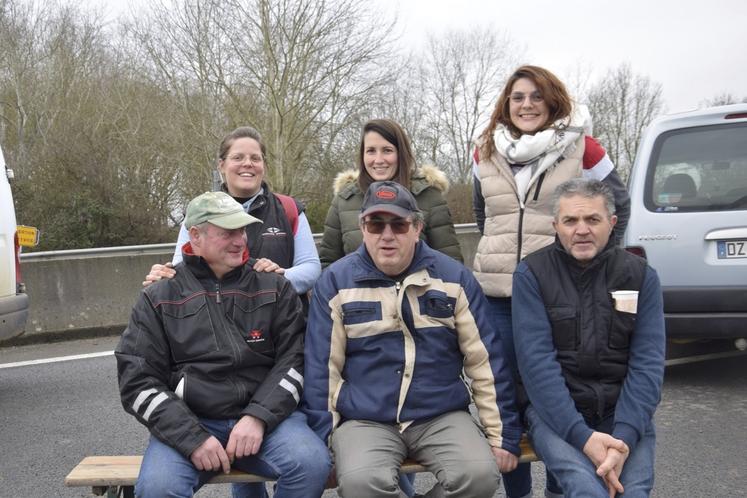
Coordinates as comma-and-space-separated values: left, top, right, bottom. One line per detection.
362, 218, 412, 234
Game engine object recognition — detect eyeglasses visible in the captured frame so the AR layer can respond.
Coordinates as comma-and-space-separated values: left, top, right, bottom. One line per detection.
510, 91, 544, 104
227, 153, 264, 165
362, 218, 412, 234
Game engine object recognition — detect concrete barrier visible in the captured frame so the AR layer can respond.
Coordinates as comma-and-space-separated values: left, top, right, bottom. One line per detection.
13, 225, 481, 344
16, 244, 175, 343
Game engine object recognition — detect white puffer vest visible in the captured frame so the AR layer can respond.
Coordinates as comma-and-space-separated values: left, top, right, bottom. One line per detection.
473, 135, 585, 297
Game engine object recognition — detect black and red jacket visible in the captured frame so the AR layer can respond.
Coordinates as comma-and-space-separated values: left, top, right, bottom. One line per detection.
116, 248, 305, 458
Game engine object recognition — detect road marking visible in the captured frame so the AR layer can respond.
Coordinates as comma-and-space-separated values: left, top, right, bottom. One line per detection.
665, 350, 747, 367
0, 350, 114, 369
0, 348, 743, 369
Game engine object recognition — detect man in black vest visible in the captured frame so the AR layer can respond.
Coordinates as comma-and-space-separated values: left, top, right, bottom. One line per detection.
512, 178, 665, 497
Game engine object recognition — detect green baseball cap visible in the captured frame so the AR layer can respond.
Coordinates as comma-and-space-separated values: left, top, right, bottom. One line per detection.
184, 191, 260, 229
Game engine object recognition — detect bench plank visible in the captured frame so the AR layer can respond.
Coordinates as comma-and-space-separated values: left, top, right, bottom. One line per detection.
519, 435, 537, 462
65, 456, 275, 486
64, 456, 430, 488
65, 436, 537, 493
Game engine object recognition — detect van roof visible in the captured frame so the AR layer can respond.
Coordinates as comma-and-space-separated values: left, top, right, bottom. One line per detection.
649, 103, 747, 131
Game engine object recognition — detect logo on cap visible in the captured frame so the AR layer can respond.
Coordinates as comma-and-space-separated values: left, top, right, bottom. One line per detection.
376, 188, 397, 200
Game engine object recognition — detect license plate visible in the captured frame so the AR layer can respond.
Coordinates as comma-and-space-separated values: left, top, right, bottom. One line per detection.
717, 239, 747, 259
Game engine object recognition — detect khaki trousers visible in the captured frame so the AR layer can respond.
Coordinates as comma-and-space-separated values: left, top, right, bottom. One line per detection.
330, 410, 500, 498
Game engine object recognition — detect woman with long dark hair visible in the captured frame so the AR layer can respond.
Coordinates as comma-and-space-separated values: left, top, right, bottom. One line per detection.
319, 118, 462, 267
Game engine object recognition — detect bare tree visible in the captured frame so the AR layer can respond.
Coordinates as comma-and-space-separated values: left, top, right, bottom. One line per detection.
561, 60, 597, 105
0, 0, 57, 168
361, 54, 438, 165
226, 0, 397, 195
128, 0, 396, 201
586, 63, 663, 180
0, 0, 193, 249
701, 92, 747, 107
123, 0, 232, 198
418, 28, 523, 183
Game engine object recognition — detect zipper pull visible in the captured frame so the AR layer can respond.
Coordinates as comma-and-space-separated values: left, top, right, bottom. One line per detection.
215, 282, 221, 303
395, 281, 401, 293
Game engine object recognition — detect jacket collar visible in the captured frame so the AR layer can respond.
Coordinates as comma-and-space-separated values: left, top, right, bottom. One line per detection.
333, 165, 449, 199
220, 182, 272, 207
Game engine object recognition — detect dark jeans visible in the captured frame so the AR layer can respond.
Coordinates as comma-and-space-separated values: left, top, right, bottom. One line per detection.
135, 411, 331, 498
527, 406, 656, 497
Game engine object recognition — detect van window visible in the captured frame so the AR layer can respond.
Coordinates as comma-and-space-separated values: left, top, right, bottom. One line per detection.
644, 123, 747, 212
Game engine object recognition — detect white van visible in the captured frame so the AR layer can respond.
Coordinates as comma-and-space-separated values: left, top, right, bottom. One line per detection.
623, 104, 747, 340
0, 146, 29, 341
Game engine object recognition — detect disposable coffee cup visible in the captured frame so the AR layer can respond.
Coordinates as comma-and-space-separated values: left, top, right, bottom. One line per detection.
611, 290, 638, 313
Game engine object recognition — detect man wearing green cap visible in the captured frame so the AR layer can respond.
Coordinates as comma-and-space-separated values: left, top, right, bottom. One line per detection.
116, 191, 331, 498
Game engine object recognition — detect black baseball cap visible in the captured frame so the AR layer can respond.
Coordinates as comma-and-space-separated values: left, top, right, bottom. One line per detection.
360, 181, 420, 219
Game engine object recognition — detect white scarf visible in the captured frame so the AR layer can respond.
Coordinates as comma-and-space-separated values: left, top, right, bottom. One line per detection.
494, 104, 592, 206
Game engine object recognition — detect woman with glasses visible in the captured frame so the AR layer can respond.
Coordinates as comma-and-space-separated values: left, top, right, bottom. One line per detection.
144, 126, 321, 298
318, 118, 462, 268
472, 65, 630, 498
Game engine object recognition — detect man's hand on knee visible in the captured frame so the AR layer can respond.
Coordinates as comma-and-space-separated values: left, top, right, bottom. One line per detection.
226, 415, 266, 461
491, 446, 518, 473
190, 436, 231, 473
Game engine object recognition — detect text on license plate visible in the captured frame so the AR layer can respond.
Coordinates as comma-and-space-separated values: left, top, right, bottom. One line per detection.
717, 239, 747, 259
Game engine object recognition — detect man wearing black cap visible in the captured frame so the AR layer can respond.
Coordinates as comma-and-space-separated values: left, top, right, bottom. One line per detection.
116, 191, 330, 498
303, 181, 522, 497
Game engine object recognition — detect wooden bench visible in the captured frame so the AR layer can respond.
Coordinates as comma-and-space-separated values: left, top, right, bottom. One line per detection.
65, 436, 537, 497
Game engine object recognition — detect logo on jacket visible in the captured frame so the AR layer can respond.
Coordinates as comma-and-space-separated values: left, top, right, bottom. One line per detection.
262, 226, 286, 237
247, 329, 265, 343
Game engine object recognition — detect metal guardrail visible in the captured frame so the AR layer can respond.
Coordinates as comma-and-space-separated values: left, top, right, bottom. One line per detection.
453, 223, 480, 234
19, 223, 481, 260
19, 243, 177, 261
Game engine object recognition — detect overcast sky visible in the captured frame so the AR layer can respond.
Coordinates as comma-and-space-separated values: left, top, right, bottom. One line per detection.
380, 0, 747, 113
93, 0, 746, 114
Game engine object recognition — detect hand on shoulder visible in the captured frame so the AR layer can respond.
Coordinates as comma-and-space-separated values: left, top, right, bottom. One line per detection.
142, 262, 175, 287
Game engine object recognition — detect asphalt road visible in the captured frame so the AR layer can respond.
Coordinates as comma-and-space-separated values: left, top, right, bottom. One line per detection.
0, 337, 745, 497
